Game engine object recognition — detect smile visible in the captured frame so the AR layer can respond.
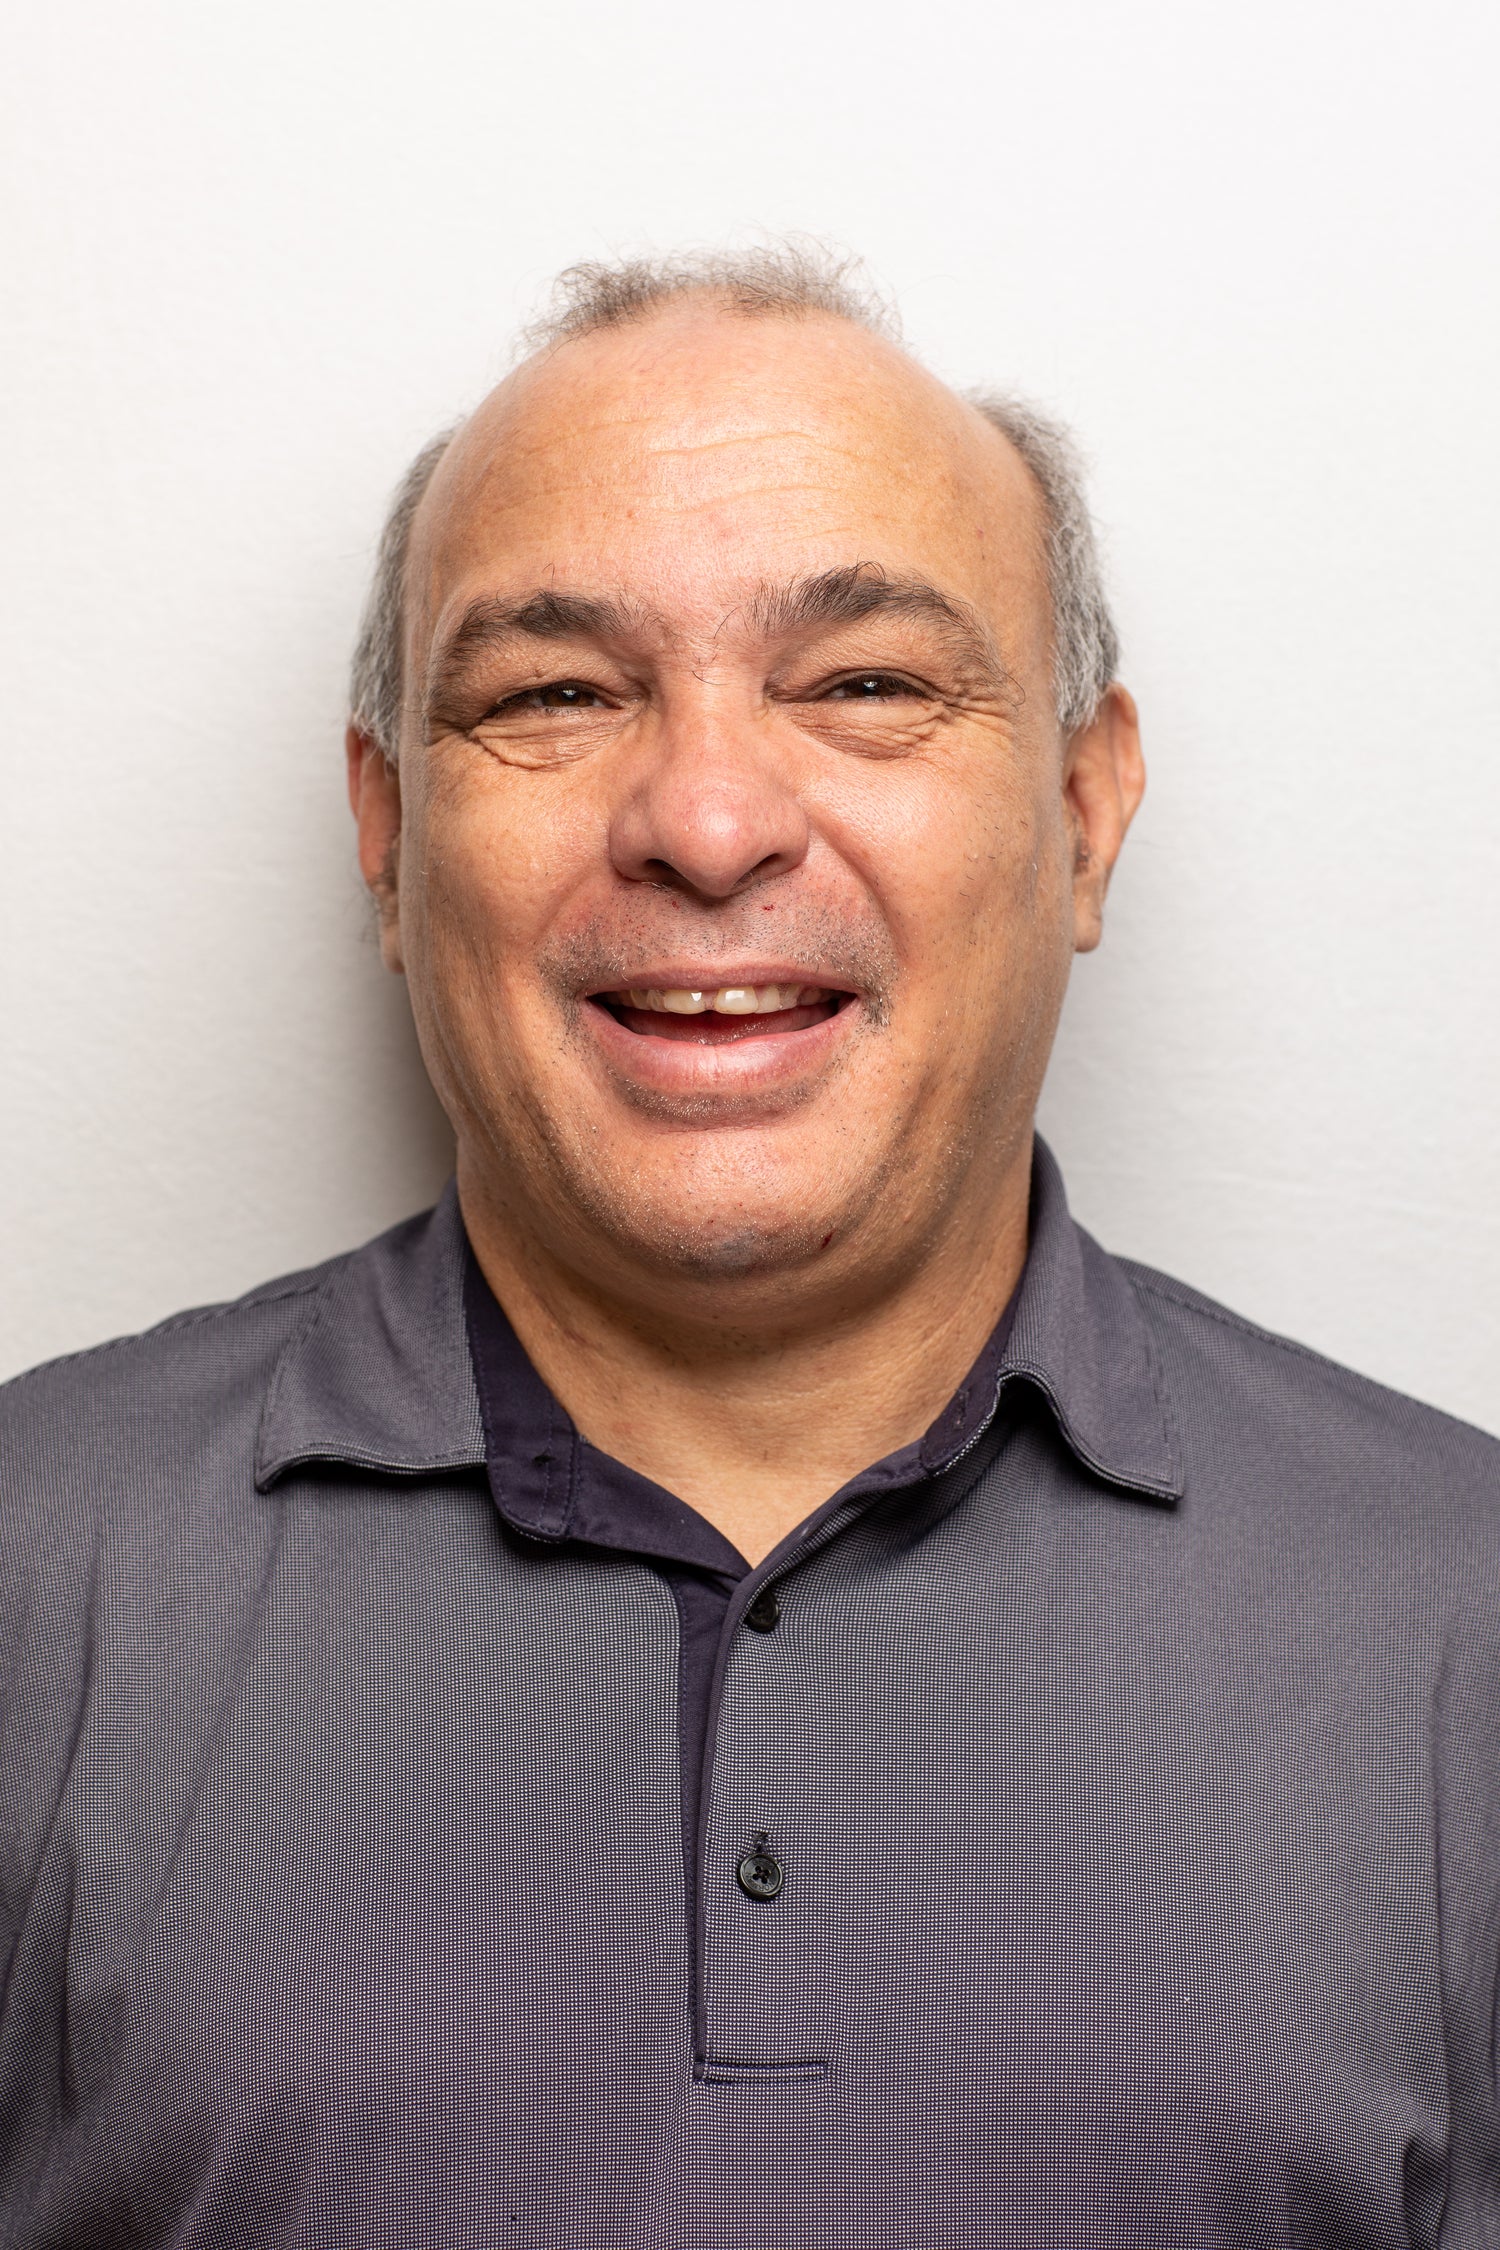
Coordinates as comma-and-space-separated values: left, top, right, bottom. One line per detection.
593, 982, 851, 1045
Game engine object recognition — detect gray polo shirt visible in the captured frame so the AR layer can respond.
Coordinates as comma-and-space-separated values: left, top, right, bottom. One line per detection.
1, 1142, 1497, 2248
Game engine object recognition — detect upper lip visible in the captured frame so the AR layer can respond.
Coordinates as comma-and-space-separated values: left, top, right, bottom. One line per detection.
589, 966, 851, 996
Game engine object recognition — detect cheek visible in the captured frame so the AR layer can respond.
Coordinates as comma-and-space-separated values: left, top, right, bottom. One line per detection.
402, 763, 594, 997
825, 758, 1063, 984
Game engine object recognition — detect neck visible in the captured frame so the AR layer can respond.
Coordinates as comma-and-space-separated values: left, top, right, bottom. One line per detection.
458, 1138, 1032, 1567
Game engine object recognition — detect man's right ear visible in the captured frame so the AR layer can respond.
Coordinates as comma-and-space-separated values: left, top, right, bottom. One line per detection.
345, 724, 405, 974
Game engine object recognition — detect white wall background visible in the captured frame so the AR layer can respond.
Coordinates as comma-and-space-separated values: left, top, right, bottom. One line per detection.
2, 0, 1497, 1433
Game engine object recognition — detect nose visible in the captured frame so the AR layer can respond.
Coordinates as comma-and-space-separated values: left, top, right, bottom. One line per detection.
607, 696, 811, 901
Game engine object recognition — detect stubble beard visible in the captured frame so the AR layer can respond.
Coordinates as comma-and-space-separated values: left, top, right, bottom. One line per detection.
503, 1028, 900, 1286
496, 900, 907, 1283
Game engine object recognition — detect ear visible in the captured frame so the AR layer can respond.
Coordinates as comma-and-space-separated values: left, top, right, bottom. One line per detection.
345, 724, 406, 974
1062, 683, 1145, 954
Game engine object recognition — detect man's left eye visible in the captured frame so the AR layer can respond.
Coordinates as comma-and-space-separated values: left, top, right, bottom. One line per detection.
826, 673, 915, 700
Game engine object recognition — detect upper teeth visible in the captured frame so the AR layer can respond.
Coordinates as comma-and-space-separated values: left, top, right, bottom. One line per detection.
624, 984, 814, 1015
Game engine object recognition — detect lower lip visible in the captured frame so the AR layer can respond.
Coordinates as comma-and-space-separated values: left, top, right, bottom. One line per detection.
582, 995, 855, 1099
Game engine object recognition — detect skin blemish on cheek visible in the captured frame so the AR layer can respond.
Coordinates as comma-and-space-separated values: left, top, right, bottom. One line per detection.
821, 1232, 834, 1249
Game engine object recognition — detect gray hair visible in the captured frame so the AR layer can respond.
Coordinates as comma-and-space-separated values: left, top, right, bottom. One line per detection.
967, 391, 1119, 737
348, 426, 459, 767
349, 245, 1117, 757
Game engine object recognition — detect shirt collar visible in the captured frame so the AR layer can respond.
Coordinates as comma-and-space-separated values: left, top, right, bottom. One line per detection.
256, 1138, 1183, 1506
463, 1252, 748, 1575
1005, 1136, 1183, 1501
462, 1248, 1023, 1574
255, 1181, 486, 1489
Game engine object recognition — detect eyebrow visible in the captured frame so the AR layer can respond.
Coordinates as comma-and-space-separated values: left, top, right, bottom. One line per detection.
424, 590, 644, 722
424, 564, 1012, 725
749, 563, 977, 639
745, 565, 1013, 690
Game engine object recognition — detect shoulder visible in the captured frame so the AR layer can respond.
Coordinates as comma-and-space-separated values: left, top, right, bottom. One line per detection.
0, 1193, 470, 1537
1118, 1253, 1500, 1523
0, 1263, 338, 1796
0, 1207, 441, 1521
0, 1190, 463, 1438
0, 1211, 461, 1711
0, 1259, 344, 1614
0, 1257, 334, 1460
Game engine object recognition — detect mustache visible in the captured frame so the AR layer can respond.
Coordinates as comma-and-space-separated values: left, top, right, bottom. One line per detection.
538, 901, 898, 1027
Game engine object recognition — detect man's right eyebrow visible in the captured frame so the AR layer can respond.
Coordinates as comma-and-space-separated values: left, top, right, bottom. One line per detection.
424, 590, 638, 716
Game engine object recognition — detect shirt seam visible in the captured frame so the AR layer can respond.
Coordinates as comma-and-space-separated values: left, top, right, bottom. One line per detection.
0, 1282, 324, 1394
1125, 1266, 1355, 1365
1124, 1266, 1500, 1445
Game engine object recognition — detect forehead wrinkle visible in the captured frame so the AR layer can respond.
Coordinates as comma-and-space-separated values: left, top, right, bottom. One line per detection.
487, 401, 944, 496
471, 408, 848, 489
632, 425, 884, 466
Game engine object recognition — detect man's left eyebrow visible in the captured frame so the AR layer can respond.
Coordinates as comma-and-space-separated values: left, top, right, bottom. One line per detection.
744, 565, 1012, 686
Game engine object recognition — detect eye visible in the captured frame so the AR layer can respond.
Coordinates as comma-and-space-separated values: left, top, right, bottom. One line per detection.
824, 671, 922, 701
490, 679, 608, 716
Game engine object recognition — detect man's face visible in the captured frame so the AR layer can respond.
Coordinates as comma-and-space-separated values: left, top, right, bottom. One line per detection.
355, 307, 1140, 1315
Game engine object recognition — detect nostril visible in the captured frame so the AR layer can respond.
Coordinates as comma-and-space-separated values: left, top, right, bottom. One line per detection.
631, 855, 792, 903
608, 769, 812, 900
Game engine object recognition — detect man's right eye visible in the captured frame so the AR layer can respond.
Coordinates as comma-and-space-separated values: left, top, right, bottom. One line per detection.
490, 680, 605, 715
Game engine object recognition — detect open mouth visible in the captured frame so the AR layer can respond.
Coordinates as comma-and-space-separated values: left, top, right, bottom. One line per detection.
590, 982, 852, 1044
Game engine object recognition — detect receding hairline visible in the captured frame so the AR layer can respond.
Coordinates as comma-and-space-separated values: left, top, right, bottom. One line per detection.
515, 242, 902, 354
423, 254, 921, 521
424, 287, 992, 507
404, 292, 1043, 657
409, 295, 1046, 603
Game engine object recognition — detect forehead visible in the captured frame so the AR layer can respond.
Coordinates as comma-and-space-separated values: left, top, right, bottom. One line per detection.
409, 306, 1047, 651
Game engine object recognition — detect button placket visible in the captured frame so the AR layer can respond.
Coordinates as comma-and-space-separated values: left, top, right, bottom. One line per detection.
733, 1598, 783, 1897
699, 1546, 865, 2072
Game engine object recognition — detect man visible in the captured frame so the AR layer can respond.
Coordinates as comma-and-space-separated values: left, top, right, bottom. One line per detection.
1, 245, 1496, 2249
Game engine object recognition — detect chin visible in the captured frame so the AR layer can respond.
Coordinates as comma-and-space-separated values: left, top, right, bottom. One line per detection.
505, 1089, 901, 1291
648, 1220, 819, 1282
560, 1173, 846, 1286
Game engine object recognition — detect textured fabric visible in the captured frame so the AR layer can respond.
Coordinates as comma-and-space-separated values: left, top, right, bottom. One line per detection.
0, 1142, 1497, 2247
461, 1241, 1020, 1906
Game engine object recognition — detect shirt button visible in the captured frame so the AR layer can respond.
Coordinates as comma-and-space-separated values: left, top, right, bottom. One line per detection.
736, 1845, 784, 1901
744, 1586, 780, 1633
